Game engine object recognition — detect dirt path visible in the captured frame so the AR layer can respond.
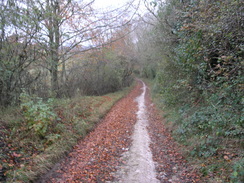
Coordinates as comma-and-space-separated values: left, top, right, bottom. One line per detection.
112, 80, 159, 183
39, 81, 201, 183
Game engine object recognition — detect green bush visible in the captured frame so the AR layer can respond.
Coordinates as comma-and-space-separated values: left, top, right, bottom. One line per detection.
137, 0, 243, 181
231, 158, 244, 183
20, 91, 57, 137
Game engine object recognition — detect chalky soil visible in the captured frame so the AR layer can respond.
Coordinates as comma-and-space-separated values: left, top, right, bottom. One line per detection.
113, 80, 159, 183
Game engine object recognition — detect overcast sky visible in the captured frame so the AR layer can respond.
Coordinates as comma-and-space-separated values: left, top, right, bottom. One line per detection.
93, 0, 130, 9
93, 0, 147, 14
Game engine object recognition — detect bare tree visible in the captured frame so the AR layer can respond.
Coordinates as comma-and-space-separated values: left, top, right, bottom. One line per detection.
27, 0, 139, 96
0, 0, 42, 106
0, 0, 142, 104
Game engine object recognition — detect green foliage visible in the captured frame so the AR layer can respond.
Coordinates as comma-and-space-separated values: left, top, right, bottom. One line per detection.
177, 103, 243, 139
231, 158, 244, 183
150, 0, 244, 148
20, 91, 57, 137
189, 135, 219, 158
139, 0, 244, 181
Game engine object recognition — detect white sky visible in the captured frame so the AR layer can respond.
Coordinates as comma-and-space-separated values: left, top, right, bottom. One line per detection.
93, 0, 147, 14
93, 0, 130, 9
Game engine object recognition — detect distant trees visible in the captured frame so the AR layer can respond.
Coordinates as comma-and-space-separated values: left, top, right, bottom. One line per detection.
60, 24, 136, 97
0, 0, 137, 106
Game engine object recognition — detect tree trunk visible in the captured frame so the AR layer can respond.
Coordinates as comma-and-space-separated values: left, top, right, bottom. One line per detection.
48, 0, 60, 96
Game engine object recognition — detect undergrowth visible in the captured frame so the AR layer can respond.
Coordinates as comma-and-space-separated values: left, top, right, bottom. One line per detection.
147, 80, 244, 183
0, 87, 131, 182
139, 0, 244, 182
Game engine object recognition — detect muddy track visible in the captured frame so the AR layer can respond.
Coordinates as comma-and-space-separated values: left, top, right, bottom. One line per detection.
111, 80, 159, 183
38, 80, 201, 183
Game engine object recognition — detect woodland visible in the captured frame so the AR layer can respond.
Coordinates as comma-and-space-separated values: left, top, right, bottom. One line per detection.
0, 0, 243, 182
